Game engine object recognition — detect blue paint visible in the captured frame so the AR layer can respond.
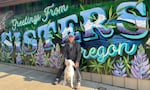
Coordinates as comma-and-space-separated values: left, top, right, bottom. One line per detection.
81, 43, 138, 63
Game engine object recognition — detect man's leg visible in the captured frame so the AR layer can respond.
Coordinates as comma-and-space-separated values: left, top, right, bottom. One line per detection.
75, 67, 81, 88
53, 65, 65, 85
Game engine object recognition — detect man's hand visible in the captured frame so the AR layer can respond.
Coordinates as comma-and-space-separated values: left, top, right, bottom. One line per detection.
74, 61, 79, 68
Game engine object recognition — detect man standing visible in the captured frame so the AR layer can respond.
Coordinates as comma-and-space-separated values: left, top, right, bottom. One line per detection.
53, 32, 81, 89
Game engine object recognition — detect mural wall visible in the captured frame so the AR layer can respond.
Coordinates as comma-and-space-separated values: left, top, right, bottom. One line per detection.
0, 0, 150, 79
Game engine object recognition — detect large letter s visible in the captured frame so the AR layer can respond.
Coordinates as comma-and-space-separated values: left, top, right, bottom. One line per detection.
116, 2, 148, 39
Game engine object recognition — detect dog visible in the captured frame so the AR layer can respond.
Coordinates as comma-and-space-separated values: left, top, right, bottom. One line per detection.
63, 59, 75, 88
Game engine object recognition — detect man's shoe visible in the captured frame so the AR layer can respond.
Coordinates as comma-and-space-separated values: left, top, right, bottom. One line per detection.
75, 82, 80, 89
53, 78, 59, 85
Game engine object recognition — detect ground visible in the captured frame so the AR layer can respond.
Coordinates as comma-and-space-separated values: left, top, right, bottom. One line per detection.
0, 63, 131, 90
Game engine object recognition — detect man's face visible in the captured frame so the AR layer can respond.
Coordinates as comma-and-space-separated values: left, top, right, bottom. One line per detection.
68, 36, 75, 43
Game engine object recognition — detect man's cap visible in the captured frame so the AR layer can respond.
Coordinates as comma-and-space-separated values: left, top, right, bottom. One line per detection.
68, 32, 75, 37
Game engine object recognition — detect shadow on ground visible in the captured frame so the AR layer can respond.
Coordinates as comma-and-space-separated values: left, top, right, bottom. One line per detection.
0, 63, 131, 90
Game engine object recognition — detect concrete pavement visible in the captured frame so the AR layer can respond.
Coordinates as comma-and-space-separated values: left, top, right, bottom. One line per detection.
0, 63, 132, 90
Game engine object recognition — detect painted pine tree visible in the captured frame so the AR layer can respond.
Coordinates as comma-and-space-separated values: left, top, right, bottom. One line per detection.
16, 54, 22, 64
36, 39, 46, 66
130, 44, 150, 79
112, 58, 127, 77
49, 43, 63, 69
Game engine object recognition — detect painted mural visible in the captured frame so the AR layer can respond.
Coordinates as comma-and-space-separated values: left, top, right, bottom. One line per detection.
0, 0, 150, 80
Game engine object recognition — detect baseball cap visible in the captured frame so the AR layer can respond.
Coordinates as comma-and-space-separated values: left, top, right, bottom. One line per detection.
68, 32, 75, 37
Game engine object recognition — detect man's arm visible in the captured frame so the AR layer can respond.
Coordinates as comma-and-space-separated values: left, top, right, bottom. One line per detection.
63, 43, 68, 59
76, 43, 81, 62
75, 43, 81, 68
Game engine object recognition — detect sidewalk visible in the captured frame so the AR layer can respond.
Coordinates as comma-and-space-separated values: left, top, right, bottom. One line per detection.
0, 63, 132, 90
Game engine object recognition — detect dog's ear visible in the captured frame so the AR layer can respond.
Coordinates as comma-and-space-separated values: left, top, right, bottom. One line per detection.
71, 61, 75, 66
65, 58, 68, 62
65, 59, 68, 66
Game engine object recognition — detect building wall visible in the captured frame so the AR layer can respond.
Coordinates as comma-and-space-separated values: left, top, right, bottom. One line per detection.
0, 0, 150, 79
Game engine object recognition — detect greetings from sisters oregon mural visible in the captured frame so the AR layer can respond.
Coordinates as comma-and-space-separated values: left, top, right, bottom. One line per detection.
0, 0, 150, 79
